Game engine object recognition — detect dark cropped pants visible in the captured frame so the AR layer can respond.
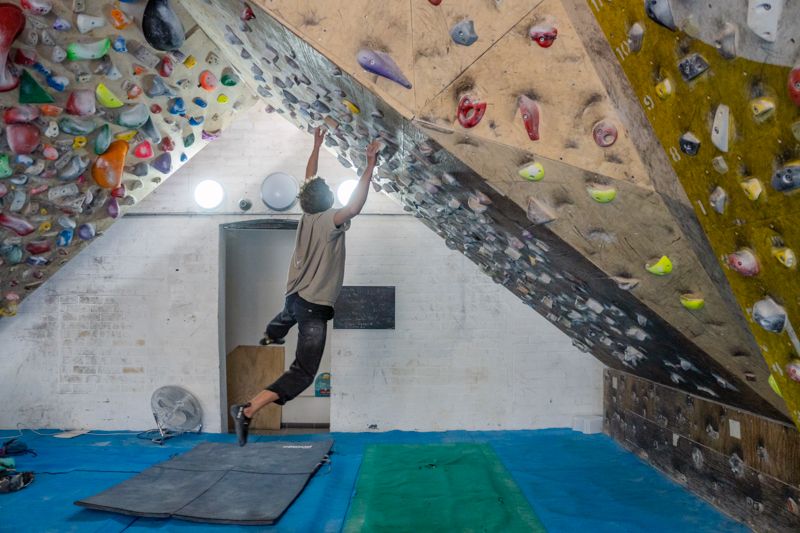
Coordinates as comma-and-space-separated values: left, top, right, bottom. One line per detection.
265, 292, 333, 405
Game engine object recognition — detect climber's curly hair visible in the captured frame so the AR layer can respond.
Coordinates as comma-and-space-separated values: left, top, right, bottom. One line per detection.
298, 177, 334, 214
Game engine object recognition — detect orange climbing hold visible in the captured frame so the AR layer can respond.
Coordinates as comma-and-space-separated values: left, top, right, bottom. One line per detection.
91, 139, 128, 189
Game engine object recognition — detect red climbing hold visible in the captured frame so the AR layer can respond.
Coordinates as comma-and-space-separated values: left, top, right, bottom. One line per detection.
134, 140, 153, 158
789, 65, 800, 107
6, 123, 40, 154
457, 95, 486, 129
241, 3, 255, 20
25, 240, 51, 255
529, 22, 558, 48
13, 48, 36, 66
159, 55, 174, 78
0, 3, 26, 92
3, 105, 40, 123
429, 0, 442, 5
66, 89, 96, 116
0, 213, 35, 236
518, 95, 541, 141
159, 136, 175, 152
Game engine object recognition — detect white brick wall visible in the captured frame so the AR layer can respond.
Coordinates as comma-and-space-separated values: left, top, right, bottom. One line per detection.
0, 108, 603, 432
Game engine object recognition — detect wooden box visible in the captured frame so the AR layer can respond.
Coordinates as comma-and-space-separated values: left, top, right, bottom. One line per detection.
226, 345, 284, 430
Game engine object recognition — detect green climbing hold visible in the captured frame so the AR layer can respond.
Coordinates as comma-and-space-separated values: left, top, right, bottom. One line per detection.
19, 70, 54, 104
183, 132, 195, 148
0, 154, 11, 179
94, 124, 112, 155
66, 38, 111, 61
221, 73, 238, 87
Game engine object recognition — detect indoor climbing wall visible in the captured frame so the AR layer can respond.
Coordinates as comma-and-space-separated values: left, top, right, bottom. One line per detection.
0, 0, 256, 317
186, 0, 792, 424
588, 1, 800, 430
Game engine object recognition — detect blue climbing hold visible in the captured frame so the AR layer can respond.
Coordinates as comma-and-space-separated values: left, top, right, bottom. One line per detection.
169, 97, 186, 116
356, 49, 412, 89
450, 19, 478, 46
192, 97, 208, 108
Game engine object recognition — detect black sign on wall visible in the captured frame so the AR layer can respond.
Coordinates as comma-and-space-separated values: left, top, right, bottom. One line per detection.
333, 286, 395, 329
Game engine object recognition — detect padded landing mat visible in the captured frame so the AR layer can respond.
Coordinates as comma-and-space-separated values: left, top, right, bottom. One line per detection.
75, 440, 333, 525
344, 443, 546, 532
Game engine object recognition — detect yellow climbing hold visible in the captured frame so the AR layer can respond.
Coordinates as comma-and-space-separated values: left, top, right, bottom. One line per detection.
655, 79, 673, 99
115, 130, 138, 141
740, 178, 763, 201
587, 184, 617, 203
183, 55, 197, 69
769, 374, 783, 398
519, 162, 545, 182
39, 207, 48, 216
217, 94, 229, 104
772, 247, 797, 269
72, 136, 88, 149
750, 97, 775, 122
38, 221, 51, 232
343, 99, 360, 114
646, 255, 673, 275
680, 293, 705, 310
95, 83, 124, 108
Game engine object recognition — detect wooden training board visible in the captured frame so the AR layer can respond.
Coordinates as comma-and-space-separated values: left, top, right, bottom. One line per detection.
334, 287, 396, 330
227, 345, 284, 430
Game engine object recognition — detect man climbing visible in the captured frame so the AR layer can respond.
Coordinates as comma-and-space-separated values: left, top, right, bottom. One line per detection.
230, 126, 381, 446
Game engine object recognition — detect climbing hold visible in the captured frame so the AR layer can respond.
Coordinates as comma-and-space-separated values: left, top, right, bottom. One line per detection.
519, 162, 545, 181
0, 213, 35, 235
21, 0, 52, 15
727, 249, 760, 276
645, 256, 672, 275
3, 105, 39, 123
183, 132, 195, 147
752, 297, 787, 333
587, 184, 617, 203
112, 35, 127, 52
92, 139, 128, 189
746, 0, 783, 43
192, 97, 207, 108
611, 276, 640, 291
518, 95, 541, 141
788, 65, 800, 107
0, 154, 11, 178
217, 94, 229, 104
645, 0, 676, 30
199, 70, 218, 91
240, 3, 255, 21
526, 196, 555, 225
183, 55, 197, 69
714, 23, 738, 59
72, 136, 87, 149
750, 97, 775, 123
126, 83, 142, 99
6, 124, 40, 154
106, 196, 119, 219
201, 129, 221, 141
356, 49, 412, 89
43, 120, 59, 138
711, 104, 730, 152
94, 124, 111, 155
76, 14, 105, 34
51, 46, 67, 63
655, 78, 673, 99
221, 72, 239, 87
152, 152, 171, 173
180, 152, 187, 162
66, 38, 111, 60
528, 20, 558, 48
150, 104, 162, 114
146, 75, 174, 98
77, 223, 96, 240
58, 154, 89, 181
451, 19, 478, 46
0, 3, 25, 92
457, 95, 486, 128
710, 157, 728, 175
786, 360, 800, 383
95, 83, 123, 108
741, 178, 763, 200
159, 136, 174, 152
680, 293, 705, 310
772, 161, 800, 193
42, 144, 58, 160
115, 130, 138, 142
679, 132, 700, 155
143, 0, 185, 51
159, 55, 174, 77
188, 116, 204, 126
628, 22, 644, 52
66, 89, 96, 116
709, 186, 727, 214
771, 246, 796, 268
678, 54, 710, 81
592, 120, 618, 147
57, 228, 73, 247
134, 140, 153, 158
109, 7, 132, 30
118, 103, 150, 128
168, 97, 186, 115
18, 70, 53, 103
429, 0, 441, 4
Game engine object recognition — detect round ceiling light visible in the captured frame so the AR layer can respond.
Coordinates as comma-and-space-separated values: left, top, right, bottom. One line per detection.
194, 179, 224, 209
337, 179, 359, 206
261, 172, 299, 211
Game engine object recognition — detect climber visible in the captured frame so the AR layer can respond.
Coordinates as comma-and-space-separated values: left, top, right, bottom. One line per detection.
229, 126, 381, 446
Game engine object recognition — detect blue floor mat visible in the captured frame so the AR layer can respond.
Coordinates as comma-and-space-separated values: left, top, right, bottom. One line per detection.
0, 428, 748, 532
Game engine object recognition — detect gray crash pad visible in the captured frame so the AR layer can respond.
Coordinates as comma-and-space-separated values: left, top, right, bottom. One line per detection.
75, 440, 333, 525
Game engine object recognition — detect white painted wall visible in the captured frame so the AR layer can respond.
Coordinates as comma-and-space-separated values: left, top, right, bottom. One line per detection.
0, 107, 603, 432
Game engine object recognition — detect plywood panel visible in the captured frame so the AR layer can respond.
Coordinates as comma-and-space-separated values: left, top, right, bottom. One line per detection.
227, 345, 284, 430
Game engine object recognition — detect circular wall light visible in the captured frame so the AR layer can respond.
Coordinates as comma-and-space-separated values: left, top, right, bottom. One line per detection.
194, 179, 224, 209
337, 179, 358, 206
261, 172, 299, 211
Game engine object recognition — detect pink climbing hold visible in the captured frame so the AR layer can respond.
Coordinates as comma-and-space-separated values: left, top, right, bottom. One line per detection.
457, 95, 486, 128
789, 65, 800, 107
111, 184, 126, 198
159, 55, 174, 77
134, 140, 153, 158
429, 0, 442, 5
518, 95, 541, 141
66, 89, 96, 116
727, 249, 760, 277
241, 3, 255, 20
529, 22, 558, 48
592, 120, 618, 147
0, 213, 35, 236
3, 105, 40, 123
42, 144, 58, 160
6, 123, 40, 154
20, 0, 52, 16
0, 3, 26, 92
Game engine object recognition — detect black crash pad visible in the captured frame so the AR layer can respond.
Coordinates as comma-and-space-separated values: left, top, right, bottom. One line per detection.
75, 440, 333, 525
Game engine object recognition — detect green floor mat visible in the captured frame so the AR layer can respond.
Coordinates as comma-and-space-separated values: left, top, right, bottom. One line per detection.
344, 443, 546, 532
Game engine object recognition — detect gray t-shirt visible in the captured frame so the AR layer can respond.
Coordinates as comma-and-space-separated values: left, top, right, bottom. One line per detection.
285, 209, 350, 307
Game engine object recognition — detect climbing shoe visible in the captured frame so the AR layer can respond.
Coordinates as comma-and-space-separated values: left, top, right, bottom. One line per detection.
259, 336, 285, 346
229, 403, 252, 447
